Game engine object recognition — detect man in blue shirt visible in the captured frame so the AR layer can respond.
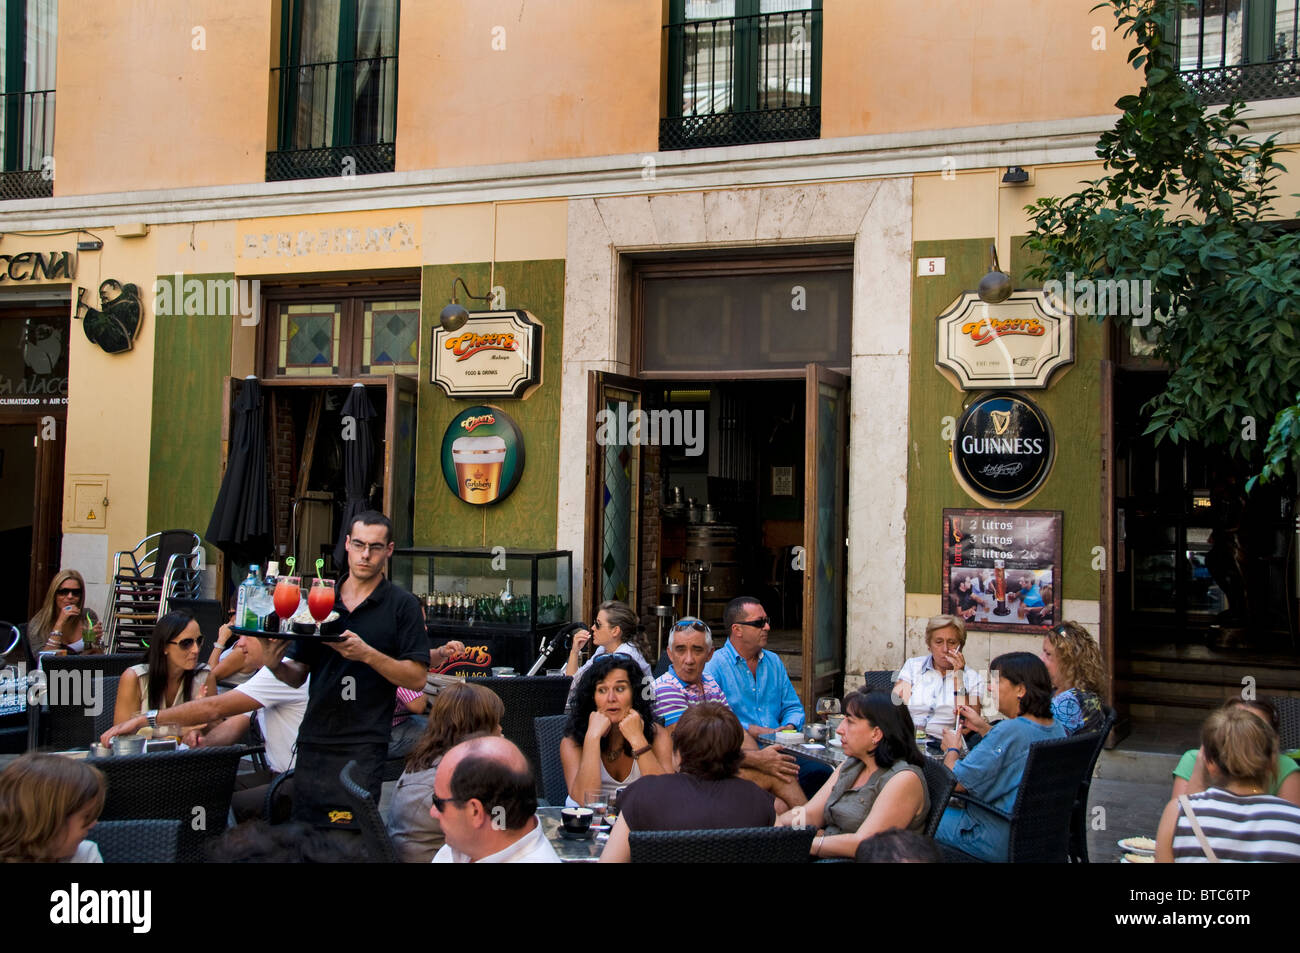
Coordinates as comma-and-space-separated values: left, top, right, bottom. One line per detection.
704, 596, 805, 739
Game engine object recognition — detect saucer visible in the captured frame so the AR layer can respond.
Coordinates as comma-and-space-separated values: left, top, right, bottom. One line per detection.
558, 827, 593, 841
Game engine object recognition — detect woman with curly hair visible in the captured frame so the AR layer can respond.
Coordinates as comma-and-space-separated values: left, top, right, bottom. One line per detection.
0, 753, 106, 862
385, 681, 505, 863
561, 654, 673, 807
1040, 621, 1105, 736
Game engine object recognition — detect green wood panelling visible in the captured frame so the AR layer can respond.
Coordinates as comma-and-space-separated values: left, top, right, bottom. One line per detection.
904, 238, 1103, 600
415, 261, 565, 549
147, 273, 234, 561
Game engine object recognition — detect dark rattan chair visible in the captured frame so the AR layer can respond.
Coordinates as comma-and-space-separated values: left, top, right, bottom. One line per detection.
629, 826, 815, 863
920, 757, 958, 837
92, 819, 183, 863
534, 714, 569, 806
479, 675, 572, 793
28, 674, 120, 751
41, 652, 145, 678
90, 744, 255, 863
0, 623, 31, 754
1265, 695, 1300, 751
340, 759, 399, 862
862, 670, 896, 693
264, 768, 295, 822
938, 731, 1098, 863
1068, 705, 1118, 863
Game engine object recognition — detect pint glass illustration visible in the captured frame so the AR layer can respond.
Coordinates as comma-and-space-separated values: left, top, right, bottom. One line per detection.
452, 435, 507, 504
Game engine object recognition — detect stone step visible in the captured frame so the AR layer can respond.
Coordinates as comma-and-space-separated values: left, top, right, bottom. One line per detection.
1097, 746, 1181, 785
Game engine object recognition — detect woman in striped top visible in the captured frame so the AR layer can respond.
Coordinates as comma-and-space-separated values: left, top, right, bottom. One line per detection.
1156, 705, 1300, 863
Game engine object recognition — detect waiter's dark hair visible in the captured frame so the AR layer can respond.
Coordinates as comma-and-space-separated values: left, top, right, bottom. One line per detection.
448, 753, 537, 830
348, 510, 392, 544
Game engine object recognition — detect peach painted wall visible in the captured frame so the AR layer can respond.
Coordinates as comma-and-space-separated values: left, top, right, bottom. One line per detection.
822, 0, 1135, 138
396, 0, 661, 170
54, 0, 271, 195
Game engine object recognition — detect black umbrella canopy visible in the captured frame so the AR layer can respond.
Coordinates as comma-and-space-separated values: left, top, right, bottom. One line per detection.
333, 384, 378, 568
206, 377, 272, 566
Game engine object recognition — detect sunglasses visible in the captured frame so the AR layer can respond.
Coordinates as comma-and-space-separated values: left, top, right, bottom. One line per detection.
56, 587, 82, 598
734, 617, 771, 629
430, 794, 467, 812
673, 619, 711, 636
169, 637, 202, 651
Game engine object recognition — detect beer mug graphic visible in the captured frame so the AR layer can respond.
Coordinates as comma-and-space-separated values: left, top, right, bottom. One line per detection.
452, 435, 507, 504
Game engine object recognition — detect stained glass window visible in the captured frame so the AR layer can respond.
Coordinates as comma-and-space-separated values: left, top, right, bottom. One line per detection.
361, 299, 418, 376
276, 303, 341, 377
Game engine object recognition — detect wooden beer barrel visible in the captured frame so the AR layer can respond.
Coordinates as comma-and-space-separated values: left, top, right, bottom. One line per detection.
686, 524, 741, 626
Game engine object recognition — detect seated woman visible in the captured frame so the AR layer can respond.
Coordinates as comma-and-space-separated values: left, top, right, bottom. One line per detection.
935, 652, 1065, 862
1157, 703, 1300, 862
385, 681, 504, 863
112, 610, 211, 728
564, 601, 654, 710
600, 702, 777, 863
892, 614, 984, 742
0, 753, 106, 862
1041, 621, 1106, 736
27, 570, 101, 657
1170, 698, 1300, 807
561, 655, 673, 807
775, 689, 928, 859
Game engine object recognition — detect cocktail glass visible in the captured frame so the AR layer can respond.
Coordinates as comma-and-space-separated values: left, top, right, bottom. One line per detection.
273, 576, 302, 634
308, 578, 336, 637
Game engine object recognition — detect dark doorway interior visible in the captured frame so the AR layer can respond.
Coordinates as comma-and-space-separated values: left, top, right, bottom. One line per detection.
0, 423, 36, 623
1114, 370, 1300, 744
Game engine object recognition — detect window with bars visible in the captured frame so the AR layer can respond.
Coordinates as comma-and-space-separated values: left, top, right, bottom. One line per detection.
1177, 0, 1300, 103
261, 285, 419, 380
661, 0, 821, 151
1, 0, 55, 200
268, 0, 399, 182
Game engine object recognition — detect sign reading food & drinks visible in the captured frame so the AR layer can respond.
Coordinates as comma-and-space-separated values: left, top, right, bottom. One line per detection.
951, 392, 1054, 505
935, 290, 1073, 390
440, 405, 525, 505
432, 310, 542, 398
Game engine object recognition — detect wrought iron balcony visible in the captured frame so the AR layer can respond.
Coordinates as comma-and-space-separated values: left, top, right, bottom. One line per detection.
1178, 2, 1300, 103
0, 89, 55, 200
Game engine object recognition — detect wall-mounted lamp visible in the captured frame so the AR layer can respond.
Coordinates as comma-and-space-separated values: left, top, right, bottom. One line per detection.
978, 244, 1013, 304
76, 238, 103, 251
1002, 166, 1030, 185
439, 276, 495, 332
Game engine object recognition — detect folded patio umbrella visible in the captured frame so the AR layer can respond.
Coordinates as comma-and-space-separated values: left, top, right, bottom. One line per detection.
206, 377, 272, 567
333, 383, 378, 568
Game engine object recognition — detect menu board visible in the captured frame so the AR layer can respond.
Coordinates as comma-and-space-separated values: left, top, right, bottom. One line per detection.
941, 508, 1062, 632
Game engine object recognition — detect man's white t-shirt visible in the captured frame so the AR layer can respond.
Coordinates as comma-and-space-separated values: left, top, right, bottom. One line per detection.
431, 820, 561, 863
234, 668, 309, 774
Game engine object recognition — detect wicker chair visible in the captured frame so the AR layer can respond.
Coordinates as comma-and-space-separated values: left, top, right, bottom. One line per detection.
92, 819, 183, 863
340, 759, 399, 863
920, 758, 958, 837
534, 714, 569, 806
862, 670, 896, 693
1265, 695, 1300, 751
28, 674, 120, 751
479, 675, 572, 793
1068, 705, 1118, 863
90, 744, 255, 863
40, 652, 144, 677
629, 826, 815, 863
937, 731, 1098, 863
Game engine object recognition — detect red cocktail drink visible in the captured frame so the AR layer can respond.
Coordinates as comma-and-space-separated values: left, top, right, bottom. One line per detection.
308, 578, 336, 636
273, 577, 302, 632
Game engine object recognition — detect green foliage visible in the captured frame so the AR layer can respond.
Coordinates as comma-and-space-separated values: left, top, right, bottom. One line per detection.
1025, 0, 1300, 477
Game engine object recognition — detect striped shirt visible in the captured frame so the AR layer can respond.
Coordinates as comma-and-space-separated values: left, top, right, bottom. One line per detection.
652, 669, 729, 726
1172, 789, 1300, 863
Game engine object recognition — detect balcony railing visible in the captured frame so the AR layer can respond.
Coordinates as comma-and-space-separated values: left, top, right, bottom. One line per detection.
1178, 1, 1300, 103
0, 89, 55, 200
268, 54, 397, 182
661, 7, 820, 150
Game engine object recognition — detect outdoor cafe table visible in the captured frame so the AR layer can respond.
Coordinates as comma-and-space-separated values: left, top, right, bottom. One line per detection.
537, 806, 604, 862
757, 733, 849, 769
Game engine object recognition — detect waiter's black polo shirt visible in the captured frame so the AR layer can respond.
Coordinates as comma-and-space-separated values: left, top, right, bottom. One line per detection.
288, 575, 428, 746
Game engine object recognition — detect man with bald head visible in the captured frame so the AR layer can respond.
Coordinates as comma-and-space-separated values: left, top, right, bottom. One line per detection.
429, 735, 560, 863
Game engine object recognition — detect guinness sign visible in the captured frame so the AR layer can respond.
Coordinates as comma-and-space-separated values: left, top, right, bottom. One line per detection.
953, 392, 1054, 504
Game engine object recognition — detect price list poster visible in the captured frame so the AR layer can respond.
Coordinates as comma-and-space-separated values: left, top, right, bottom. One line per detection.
942, 509, 1063, 632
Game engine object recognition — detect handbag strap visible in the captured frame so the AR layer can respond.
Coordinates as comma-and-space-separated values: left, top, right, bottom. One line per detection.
1178, 794, 1220, 863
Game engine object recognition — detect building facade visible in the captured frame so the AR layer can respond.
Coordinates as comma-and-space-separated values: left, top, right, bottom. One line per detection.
2, 0, 1297, 727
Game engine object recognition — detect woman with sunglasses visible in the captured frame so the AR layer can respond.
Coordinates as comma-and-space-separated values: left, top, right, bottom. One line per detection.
563, 601, 654, 711
113, 610, 211, 730
27, 570, 101, 658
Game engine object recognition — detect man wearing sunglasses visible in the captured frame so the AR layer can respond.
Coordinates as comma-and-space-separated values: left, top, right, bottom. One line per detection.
654, 617, 806, 808
704, 596, 804, 741
263, 510, 429, 830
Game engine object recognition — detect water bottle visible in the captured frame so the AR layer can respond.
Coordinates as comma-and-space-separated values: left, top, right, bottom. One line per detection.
240, 565, 261, 629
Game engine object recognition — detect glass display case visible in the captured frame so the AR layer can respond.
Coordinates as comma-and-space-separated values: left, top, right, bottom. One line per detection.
389, 548, 573, 676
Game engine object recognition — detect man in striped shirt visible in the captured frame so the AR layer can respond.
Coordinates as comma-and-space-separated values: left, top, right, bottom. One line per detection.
653, 617, 806, 808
